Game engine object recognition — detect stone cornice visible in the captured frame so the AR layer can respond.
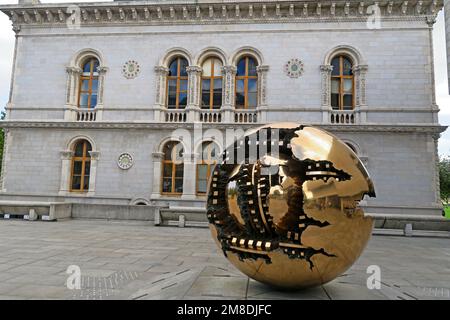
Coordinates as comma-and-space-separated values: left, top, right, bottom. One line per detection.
0, 0, 443, 31
0, 120, 446, 134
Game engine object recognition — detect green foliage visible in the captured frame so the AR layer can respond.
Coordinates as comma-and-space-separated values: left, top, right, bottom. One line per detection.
439, 156, 450, 207
445, 206, 450, 219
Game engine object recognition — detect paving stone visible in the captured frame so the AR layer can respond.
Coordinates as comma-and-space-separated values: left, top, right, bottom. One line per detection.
0, 219, 449, 300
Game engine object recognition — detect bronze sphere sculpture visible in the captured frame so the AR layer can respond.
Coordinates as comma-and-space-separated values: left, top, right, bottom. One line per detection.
207, 123, 375, 289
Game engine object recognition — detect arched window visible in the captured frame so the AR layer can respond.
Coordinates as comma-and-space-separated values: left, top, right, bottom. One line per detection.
201, 58, 223, 109
161, 141, 184, 194
196, 142, 219, 195
167, 57, 188, 109
235, 56, 258, 109
70, 140, 92, 192
78, 58, 99, 109
331, 55, 354, 110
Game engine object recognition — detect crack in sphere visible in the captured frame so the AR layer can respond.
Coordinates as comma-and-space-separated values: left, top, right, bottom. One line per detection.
207, 123, 376, 289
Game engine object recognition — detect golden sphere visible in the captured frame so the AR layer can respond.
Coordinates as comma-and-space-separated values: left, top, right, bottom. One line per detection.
207, 123, 375, 289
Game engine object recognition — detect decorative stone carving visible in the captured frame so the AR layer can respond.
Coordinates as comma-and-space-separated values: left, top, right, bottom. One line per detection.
122, 60, 141, 79
320, 65, 333, 107
117, 153, 134, 170
284, 59, 304, 78
257, 65, 269, 107
222, 65, 237, 108
186, 66, 202, 108
353, 64, 368, 106
154, 66, 169, 107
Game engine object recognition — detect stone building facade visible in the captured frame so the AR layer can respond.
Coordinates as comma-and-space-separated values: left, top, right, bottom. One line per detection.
0, 0, 446, 220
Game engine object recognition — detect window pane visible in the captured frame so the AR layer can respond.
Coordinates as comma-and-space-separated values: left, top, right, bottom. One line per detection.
169, 59, 178, 76
83, 61, 92, 73
198, 164, 208, 178
84, 161, 91, 175
162, 178, 172, 193
71, 176, 81, 190
168, 79, 177, 93
331, 79, 340, 93
214, 79, 222, 90
83, 176, 90, 191
197, 180, 207, 194
248, 79, 257, 93
213, 59, 222, 76
163, 163, 172, 177
237, 59, 246, 76
202, 93, 211, 108
175, 164, 183, 178
331, 57, 340, 76
91, 79, 98, 92
180, 79, 188, 92
343, 94, 353, 108
73, 161, 82, 175
236, 79, 245, 92
343, 79, 353, 93
343, 58, 353, 75
79, 93, 89, 107
175, 178, 183, 193
163, 143, 174, 160
331, 94, 339, 109
213, 93, 222, 108
178, 93, 187, 107
202, 58, 212, 77
86, 142, 92, 153
202, 79, 210, 91
74, 142, 84, 156
92, 59, 99, 73
248, 58, 257, 76
90, 95, 97, 108
179, 58, 188, 77
81, 79, 89, 91
236, 93, 245, 107
167, 97, 176, 108
248, 92, 257, 108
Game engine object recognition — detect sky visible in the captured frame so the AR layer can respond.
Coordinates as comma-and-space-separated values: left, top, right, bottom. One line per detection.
0, 0, 450, 156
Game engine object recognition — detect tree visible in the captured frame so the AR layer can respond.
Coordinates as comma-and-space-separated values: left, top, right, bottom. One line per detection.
439, 156, 450, 205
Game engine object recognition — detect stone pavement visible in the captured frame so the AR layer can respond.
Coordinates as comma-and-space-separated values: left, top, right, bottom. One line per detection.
0, 219, 449, 300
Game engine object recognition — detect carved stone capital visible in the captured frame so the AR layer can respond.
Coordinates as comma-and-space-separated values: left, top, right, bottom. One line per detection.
60, 150, 74, 160
66, 66, 83, 75
320, 64, 333, 73
88, 151, 100, 160
152, 152, 164, 160
154, 66, 169, 75
221, 65, 237, 74
256, 65, 270, 73
186, 66, 202, 74
352, 64, 368, 73
97, 66, 108, 74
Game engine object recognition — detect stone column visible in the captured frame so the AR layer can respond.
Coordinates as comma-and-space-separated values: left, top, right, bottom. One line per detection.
182, 152, 197, 200
222, 65, 237, 123
87, 151, 100, 196
257, 65, 269, 123
353, 64, 368, 123
0, 129, 9, 192
96, 66, 108, 121
150, 152, 164, 199
59, 150, 74, 195
432, 133, 442, 208
444, 0, 450, 94
186, 66, 202, 122
320, 64, 333, 123
64, 67, 82, 121
154, 66, 169, 122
